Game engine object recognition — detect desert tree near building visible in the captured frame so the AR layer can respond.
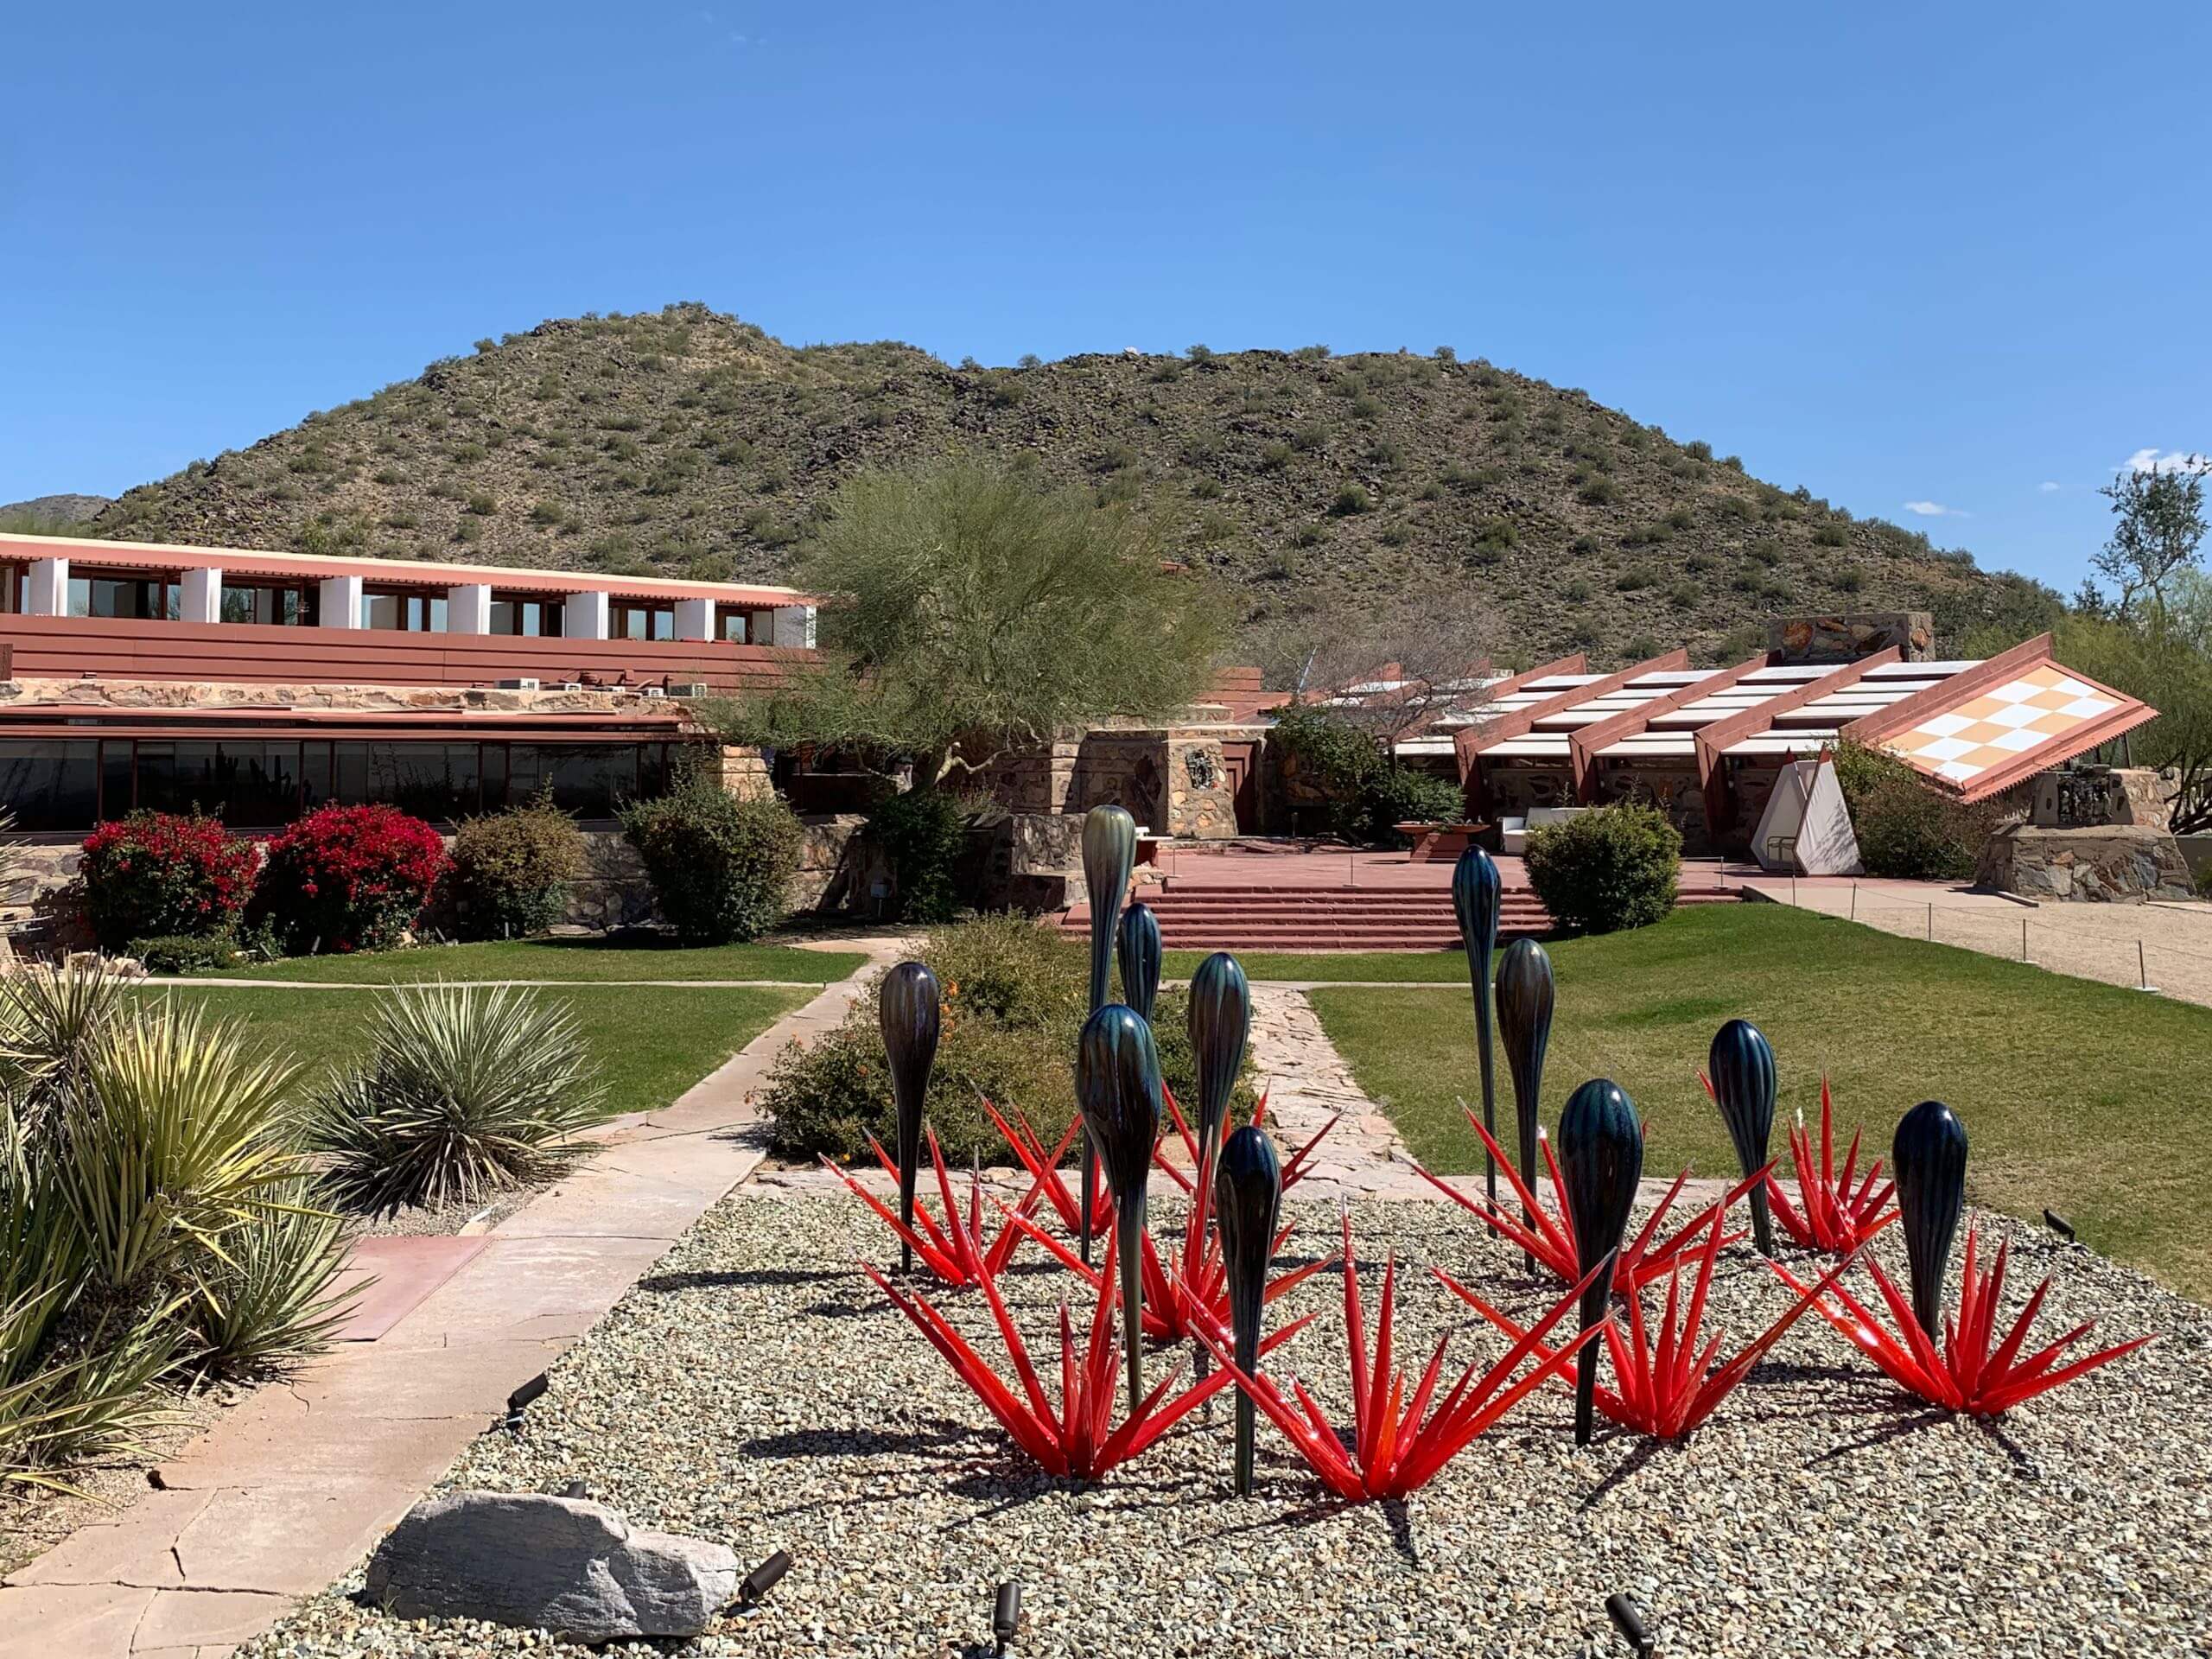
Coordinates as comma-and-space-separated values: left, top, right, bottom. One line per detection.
707, 460, 1229, 790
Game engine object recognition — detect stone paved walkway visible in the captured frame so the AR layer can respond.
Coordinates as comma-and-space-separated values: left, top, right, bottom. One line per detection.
0, 941, 907, 1659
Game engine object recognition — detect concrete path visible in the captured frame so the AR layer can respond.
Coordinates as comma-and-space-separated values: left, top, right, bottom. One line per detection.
0, 942, 905, 1659
1738, 874, 2212, 1009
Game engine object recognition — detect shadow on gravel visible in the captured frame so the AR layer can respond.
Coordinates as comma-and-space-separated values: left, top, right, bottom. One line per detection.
635, 1267, 844, 1292
1805, 1403, 1952, 1465
740, 1421, 978, 1460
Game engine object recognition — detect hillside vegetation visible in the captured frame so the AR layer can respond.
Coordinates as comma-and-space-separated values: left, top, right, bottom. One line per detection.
86, 303, 2060, 668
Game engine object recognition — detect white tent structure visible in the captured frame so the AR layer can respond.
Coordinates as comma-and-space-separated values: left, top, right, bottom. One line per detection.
1750, 753, 1864, 876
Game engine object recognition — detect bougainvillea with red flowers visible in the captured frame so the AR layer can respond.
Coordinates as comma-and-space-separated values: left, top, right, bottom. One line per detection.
79, 811, 263, 948
251, 804, 448, 955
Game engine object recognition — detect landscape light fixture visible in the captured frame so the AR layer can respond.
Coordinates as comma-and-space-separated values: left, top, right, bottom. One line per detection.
1605, 1592, 1656, 1656
736, 1549, 792, 1609
2044, 1208, 2075, 1243
501, 1372, 549, 1430
993, 1580, 1023, 1654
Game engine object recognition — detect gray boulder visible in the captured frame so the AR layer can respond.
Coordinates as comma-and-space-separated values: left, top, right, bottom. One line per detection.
365, 1490, 740, 1641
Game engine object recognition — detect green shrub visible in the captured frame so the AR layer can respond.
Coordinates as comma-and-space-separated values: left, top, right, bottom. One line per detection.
866, 787, 970, 923
620, 776, 801, 944
1832, 742, 1991, 880
304, 982, 606, 1214
1356, 767, 1466, 841
1330, 483, 1372, 516
449, 796, 586, 940
126, 935, 238, 976
760, 916, 1255, 1162
1525, 804, 1682, 934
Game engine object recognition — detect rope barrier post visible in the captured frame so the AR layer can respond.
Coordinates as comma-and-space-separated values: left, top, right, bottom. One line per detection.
2022, 917, 2028, 962
1850, 881, 1858, 922
1926, 903, 1934, 943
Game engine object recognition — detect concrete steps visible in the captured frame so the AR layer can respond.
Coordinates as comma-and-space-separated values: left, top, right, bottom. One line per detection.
1056, 881, 1739, 951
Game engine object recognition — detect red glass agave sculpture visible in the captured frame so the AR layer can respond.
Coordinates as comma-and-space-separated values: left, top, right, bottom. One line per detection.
868, 1228, 1310, 1481
823, 1125, 1039, 1287
1758, 1078, 1897, 1255
1771, 1225, 2156, 1417
1441, 1202, 1865, 1440
1007, 1177, 1336, 1345
1411, 1109, 1762, 1294
1197, 1213, 1608, 1502
1149, 1085, 1338, 1199
982, 1097, 1116, 1242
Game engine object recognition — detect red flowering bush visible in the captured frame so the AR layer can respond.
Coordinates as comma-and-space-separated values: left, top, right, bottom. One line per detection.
79, 811, 262, 949
251, 804, 448, 955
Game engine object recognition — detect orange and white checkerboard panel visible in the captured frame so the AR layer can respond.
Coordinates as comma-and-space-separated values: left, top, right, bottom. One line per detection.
1880, 664, 2126, 786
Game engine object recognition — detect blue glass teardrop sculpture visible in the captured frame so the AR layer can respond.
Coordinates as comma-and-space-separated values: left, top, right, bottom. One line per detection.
1707, 1019, 1778, 1255
1559, 1077, 1643, 1446
1453, 846, 1503, 1205
1495, 938, 1554, 1268
1214, 1125, 1281, 1497
1075, 1003, 1164, 1413
1116, 901, 1162, 1024
1892, 1100, 1968, 1341
879, 961, 942, 1277
1185, 951, 1250, 1191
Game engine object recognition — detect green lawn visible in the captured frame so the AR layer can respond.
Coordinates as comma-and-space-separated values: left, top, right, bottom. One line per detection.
1162, 949, 1470, 983
130, 983, 816, 1122
198, 937, 868, 985
1307, 904, 2212, 1300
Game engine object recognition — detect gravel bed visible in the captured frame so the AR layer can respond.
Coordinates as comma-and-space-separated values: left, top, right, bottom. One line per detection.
244, 1191, 2209, 1658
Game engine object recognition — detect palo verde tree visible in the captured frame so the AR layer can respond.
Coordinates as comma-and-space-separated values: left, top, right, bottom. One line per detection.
711, 460, 1229, 788
2088, 459, 2209, 625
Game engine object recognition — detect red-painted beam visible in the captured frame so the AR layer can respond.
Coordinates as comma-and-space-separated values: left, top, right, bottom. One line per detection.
1568, 652, 1770, 801
1694, 647, 1903, 837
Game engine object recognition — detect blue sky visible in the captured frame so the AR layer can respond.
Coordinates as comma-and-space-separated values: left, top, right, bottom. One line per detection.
3, 1, 2205, 594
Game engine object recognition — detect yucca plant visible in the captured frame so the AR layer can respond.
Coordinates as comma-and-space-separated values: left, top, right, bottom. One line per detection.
187, 1177, 356, 1376
305, 982, 606, 1214
0, 958, 130, 1139
0, 1294, 188, 1494
56, 1003, 304, 1296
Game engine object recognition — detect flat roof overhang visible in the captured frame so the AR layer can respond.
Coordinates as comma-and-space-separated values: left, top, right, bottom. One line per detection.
0, 531, 825, 610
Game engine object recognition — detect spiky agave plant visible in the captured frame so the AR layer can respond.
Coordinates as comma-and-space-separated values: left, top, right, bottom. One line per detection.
0, 957, 130, 1139
1764, 1078, 1897, 1255
305, 982, 605, 1215
1773, 1227, 2156, 1417
187, 1176, 357, 1377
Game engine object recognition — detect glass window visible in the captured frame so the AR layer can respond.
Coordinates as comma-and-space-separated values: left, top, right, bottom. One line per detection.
68, 576, 174, 620
716, 607, 750, 645
610, 603, 673, 642
0, 741, 100, 830
333, 741, 482, 821
221, 583, 312, 626
361, 591, 402, 631
135, 741, 302, 825
507, 744, 641, 818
